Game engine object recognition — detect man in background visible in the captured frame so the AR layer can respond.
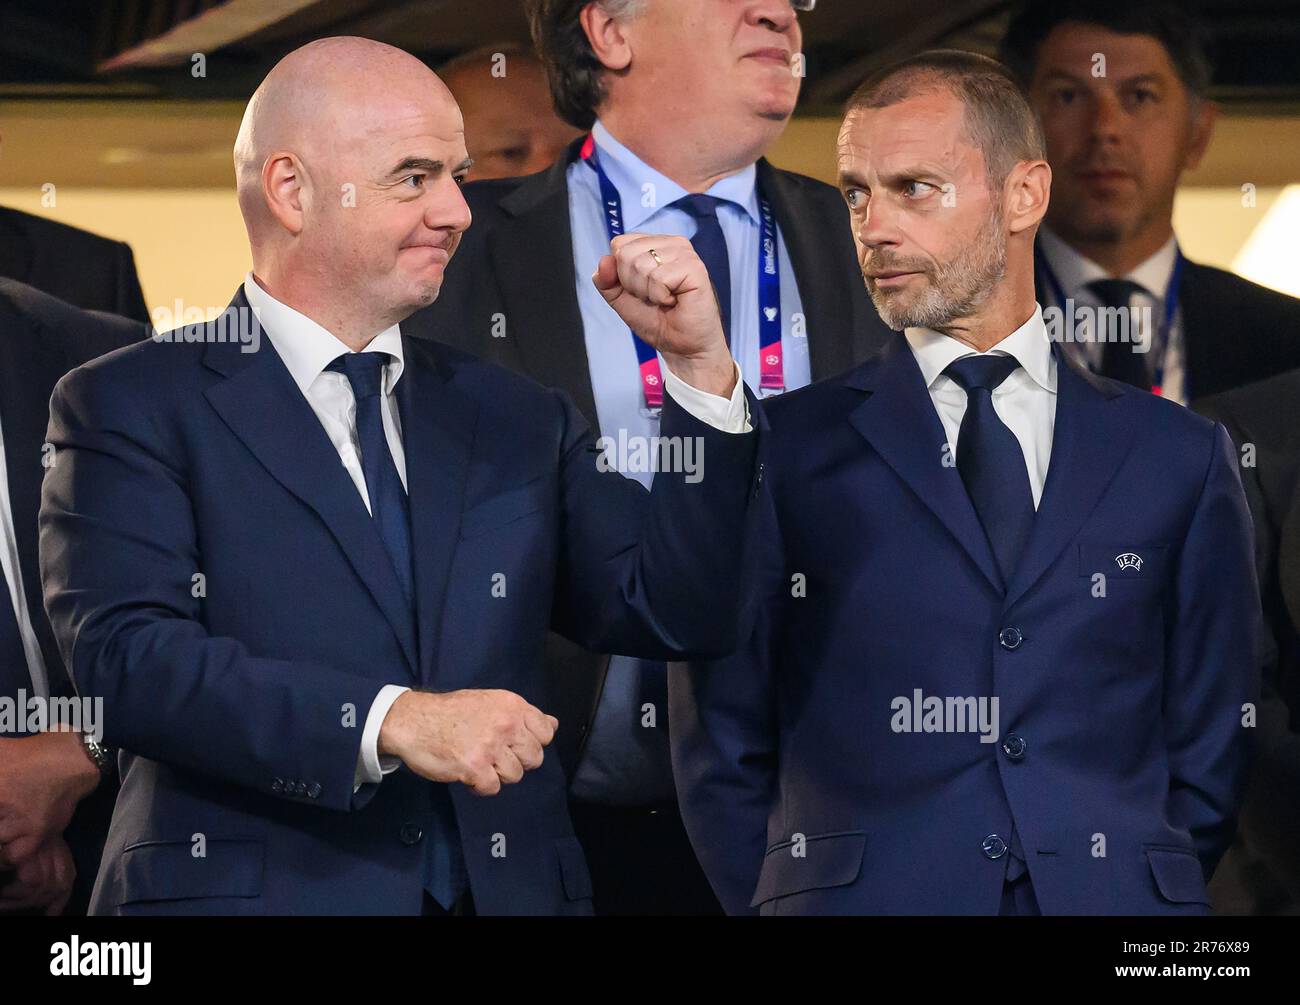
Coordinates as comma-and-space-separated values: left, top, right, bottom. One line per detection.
0, 279, 142, 915
406, 0, 886, 916
439, 43, 581, 181
1000, 0, 1300, 403
1197, 371, 1300, 914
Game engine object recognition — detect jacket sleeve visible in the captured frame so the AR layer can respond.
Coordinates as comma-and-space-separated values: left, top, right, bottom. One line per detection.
550, 383, 762, 661
40, 361, 386, 813
1164, 423, 1262, 877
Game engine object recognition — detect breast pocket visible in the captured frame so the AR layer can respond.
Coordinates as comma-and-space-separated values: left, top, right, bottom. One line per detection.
1077, 543, 1170, 584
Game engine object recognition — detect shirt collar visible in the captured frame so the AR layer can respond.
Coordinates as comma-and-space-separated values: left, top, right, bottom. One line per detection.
905, 305, 1057, 394
588, 119, 759, 230
242, 273, 405, 395
1038, 225, 1179, 305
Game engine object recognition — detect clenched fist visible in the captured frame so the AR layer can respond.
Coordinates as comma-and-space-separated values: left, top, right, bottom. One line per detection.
593, 233, 737, 397
378, 689, 557, 795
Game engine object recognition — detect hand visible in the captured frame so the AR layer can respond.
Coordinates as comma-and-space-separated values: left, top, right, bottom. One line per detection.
0, 834, 75, 916
593, 233, 737, 397
0, 732, 99, 868
377, 690, 557, 796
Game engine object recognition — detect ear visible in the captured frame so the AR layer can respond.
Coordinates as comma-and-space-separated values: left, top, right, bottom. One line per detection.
1005, 159, 1051, 236
580, 1, 634, 72
262, 151, 309, 236
1181, 98, 1218, 173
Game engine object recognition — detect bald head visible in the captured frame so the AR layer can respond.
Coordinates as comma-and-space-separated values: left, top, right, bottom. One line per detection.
235, 37, 457, 231
233, 37, 473, 343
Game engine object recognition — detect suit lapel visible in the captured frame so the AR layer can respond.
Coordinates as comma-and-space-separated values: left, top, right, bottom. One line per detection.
395, 337, 478, 686
1003, 347, 1135, 608
202, 290, 419, 676
490, 142, 598, 423
846, 335, 1004, 593
759, 161, 857, 381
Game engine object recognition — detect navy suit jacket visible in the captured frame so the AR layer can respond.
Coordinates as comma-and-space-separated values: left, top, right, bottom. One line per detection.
38, 289, 760, 916
671, 333, 1261, 915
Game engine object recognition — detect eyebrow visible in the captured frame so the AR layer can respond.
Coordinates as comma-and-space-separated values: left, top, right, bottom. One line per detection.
1039, 70, 1168, 88
838, 166, 948, 193
384, 155, 474, 178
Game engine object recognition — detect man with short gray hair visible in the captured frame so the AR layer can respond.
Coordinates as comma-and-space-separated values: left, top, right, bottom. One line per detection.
671, 49, 1260, 915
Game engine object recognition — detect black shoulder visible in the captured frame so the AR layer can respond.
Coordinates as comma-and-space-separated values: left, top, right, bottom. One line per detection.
1194, 366, 1300, 452
1185, 260, 1300, 318
460, 175, 530, 219
0, 205, 130, 257
762, 164, 843, 208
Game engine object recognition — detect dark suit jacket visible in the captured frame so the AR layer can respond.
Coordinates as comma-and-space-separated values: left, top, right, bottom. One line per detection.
1196, 369, 1300, 913
1035, 252, 1300, 398
0, 278, 145, 913
403, 139, 891, 776
39, 288, 761, 916
672, 335, 1260, 915
0, 206, 150, 325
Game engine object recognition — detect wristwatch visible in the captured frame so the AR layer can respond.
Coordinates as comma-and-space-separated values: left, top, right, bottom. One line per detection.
80, 732, 114, 776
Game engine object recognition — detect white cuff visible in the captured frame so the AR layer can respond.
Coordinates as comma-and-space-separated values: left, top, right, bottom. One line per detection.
662, 361, 751, 433
354, 684, 410, 791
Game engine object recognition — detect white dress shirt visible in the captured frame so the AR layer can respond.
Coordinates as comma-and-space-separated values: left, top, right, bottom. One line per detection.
242, 274, 749, 790
905, 306, 1058, 509
1037, 226, 1185, 404
0, 413, 50, 698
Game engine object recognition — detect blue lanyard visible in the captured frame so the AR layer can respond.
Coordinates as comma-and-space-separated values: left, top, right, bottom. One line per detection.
1036, 242, 1184, 395
580, 134, 783, 410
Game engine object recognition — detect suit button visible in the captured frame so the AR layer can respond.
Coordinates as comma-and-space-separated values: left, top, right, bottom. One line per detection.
307, 782, 322, 799
982, 834, 1007, 860
1002, 733, 1027, 760
399, 823, 424, 846
998, 627, 1023, 650
271, 777, 285, 794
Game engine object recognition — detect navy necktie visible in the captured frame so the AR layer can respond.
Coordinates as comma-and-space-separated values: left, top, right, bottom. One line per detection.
1089, 278, 1149, 389
944, 355, 1035, 583
327, 352, 467, 908
326, 352, 414, 606
671, 194, 732, 345
0, 573, 32, 702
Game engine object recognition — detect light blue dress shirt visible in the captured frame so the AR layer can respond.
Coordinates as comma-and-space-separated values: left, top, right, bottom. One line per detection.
567, 120, 809, 804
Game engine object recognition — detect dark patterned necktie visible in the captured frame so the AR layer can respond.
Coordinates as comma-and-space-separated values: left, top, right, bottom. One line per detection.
944, 354, 1035, 583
